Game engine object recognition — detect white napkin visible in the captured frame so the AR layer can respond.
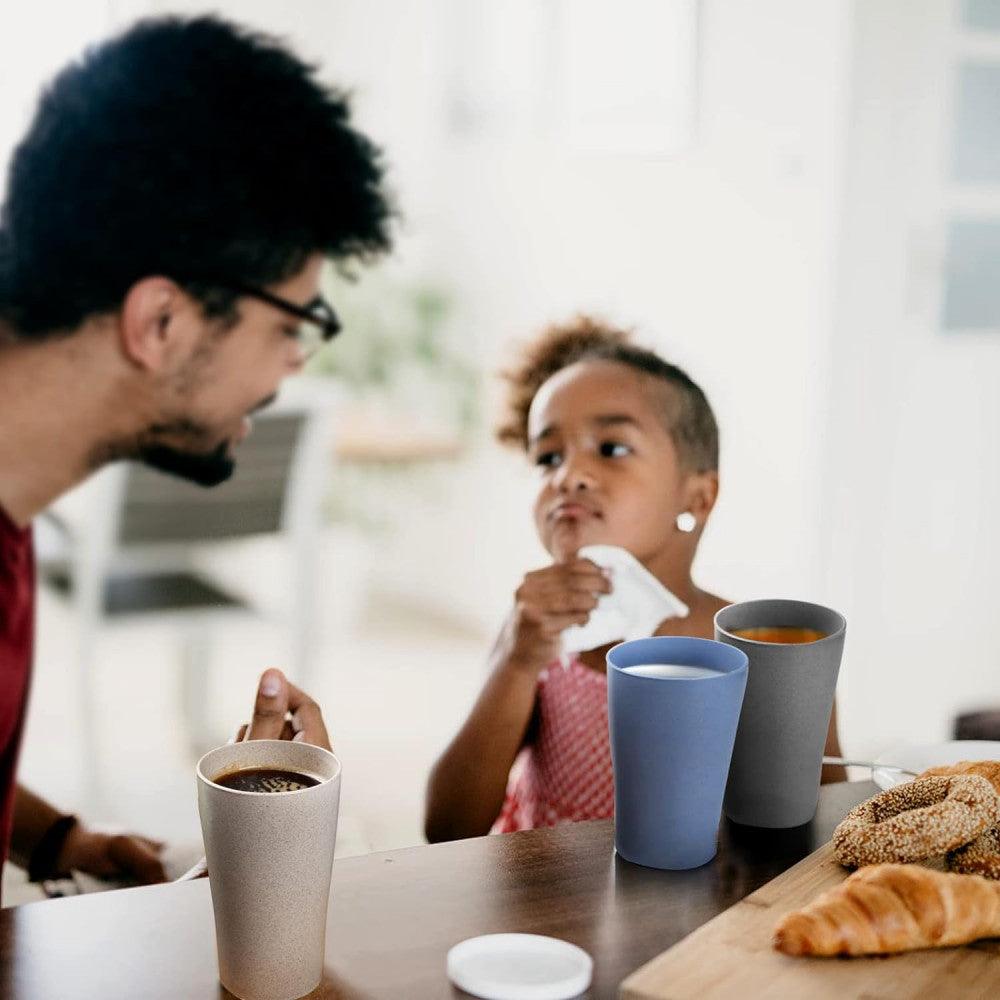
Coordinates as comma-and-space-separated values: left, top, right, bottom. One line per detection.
560, 544, 689, 655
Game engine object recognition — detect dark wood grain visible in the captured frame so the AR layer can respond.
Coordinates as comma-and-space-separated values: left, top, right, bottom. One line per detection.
0, 782, 874, 1000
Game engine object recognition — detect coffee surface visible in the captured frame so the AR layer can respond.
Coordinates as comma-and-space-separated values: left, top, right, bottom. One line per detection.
731, 626, 826, 644
213, 767, 320, 793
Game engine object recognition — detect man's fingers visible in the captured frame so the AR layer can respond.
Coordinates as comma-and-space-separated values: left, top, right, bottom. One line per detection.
234, 723, 249, 743
246, 668, 291, 741
239, 670, 331, 750
285, 680, 332, 751
108, 836, 167, 885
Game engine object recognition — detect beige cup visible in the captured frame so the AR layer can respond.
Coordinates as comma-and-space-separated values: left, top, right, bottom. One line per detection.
197, 739, 341, 1000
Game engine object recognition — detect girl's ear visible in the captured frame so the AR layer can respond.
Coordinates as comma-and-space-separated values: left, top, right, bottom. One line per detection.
682, 470, 719, 529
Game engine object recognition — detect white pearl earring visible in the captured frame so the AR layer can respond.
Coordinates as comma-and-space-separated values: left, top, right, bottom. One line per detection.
675, 511, 697, 533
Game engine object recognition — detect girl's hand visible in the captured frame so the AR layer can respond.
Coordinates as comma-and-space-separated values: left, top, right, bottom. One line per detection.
496, 558, 611, 675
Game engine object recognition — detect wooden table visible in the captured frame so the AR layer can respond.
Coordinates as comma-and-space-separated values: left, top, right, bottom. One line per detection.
0, 782, 874, 999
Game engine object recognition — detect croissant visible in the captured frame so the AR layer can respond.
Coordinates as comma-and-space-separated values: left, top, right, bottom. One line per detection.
774, 863, 1000, 956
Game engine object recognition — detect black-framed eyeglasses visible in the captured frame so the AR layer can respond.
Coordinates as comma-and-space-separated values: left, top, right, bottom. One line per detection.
182, 277, 342, 358
227, 282, 342, 358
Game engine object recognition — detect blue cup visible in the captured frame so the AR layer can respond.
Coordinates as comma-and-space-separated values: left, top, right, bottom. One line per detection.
607, 636, 749, 870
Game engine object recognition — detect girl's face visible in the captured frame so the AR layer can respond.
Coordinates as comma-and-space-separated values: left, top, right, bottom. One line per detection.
528, 360, 707, 566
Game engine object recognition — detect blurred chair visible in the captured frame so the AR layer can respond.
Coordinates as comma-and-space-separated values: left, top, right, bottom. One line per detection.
954, 710, 1000, 742
36, 380, 339, 790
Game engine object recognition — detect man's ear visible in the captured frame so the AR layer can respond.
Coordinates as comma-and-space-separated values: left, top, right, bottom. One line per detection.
683, 470, 720, 527
118, 277, 190, 372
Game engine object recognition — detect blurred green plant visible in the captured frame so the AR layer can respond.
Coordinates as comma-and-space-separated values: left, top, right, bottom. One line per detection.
308, 271, 479, 432
310, 269, 480, 532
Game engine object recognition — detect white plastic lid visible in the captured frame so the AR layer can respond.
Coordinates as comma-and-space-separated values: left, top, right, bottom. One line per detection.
446, 933, 593, 1000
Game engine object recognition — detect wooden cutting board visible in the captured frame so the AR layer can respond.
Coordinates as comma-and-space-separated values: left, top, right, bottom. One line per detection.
619, 842, 1000, 1000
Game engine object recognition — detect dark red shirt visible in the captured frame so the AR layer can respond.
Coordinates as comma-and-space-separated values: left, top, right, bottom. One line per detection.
0, 506, 33, 870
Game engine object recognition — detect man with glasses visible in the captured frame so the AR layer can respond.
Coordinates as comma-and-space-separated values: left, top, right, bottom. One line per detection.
0, 16, 391, 893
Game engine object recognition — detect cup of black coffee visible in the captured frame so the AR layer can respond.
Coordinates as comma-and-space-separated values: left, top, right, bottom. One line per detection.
197, 739, 341, 1000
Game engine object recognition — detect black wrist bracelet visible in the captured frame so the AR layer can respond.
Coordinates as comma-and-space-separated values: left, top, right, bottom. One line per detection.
27, 814, 79, 882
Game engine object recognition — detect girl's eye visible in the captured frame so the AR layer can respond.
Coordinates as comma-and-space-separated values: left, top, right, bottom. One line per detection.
600, 441, 631, 458
535, 451, 562, 469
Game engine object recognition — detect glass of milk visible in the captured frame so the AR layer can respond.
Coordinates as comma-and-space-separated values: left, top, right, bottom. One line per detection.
607, 636, 749, 870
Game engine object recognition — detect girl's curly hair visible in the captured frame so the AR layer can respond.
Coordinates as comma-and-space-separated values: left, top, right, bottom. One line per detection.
497, 315, 718, 473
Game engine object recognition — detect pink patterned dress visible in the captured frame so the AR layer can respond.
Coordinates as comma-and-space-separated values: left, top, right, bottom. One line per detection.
491, 656, 615, 833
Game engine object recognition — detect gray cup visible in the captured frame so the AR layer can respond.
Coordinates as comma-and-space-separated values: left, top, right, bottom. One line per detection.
715, 599, 846, 828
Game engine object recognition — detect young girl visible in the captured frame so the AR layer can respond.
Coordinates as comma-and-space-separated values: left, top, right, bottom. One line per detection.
424, 317, 843, 841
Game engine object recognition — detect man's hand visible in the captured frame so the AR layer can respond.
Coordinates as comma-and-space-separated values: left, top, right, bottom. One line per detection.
55, 824, 166, 885
235, 668, 332, 751
175, 669, 332, 884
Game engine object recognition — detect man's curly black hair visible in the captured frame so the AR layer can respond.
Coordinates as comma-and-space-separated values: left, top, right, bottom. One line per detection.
0, 15, 393, 337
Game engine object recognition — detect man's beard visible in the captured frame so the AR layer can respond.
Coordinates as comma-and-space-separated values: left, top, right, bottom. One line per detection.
137, 439, 235, 487
96, 394, 276, 488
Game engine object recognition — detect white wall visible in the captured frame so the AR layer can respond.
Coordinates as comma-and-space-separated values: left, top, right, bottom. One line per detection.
293, 0, 1000, 762
106, 0, 857, 633
0, 3, 113, 164
826, 0, 1000, 756
22, 1, 994, 759
415, 0, 854, 624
